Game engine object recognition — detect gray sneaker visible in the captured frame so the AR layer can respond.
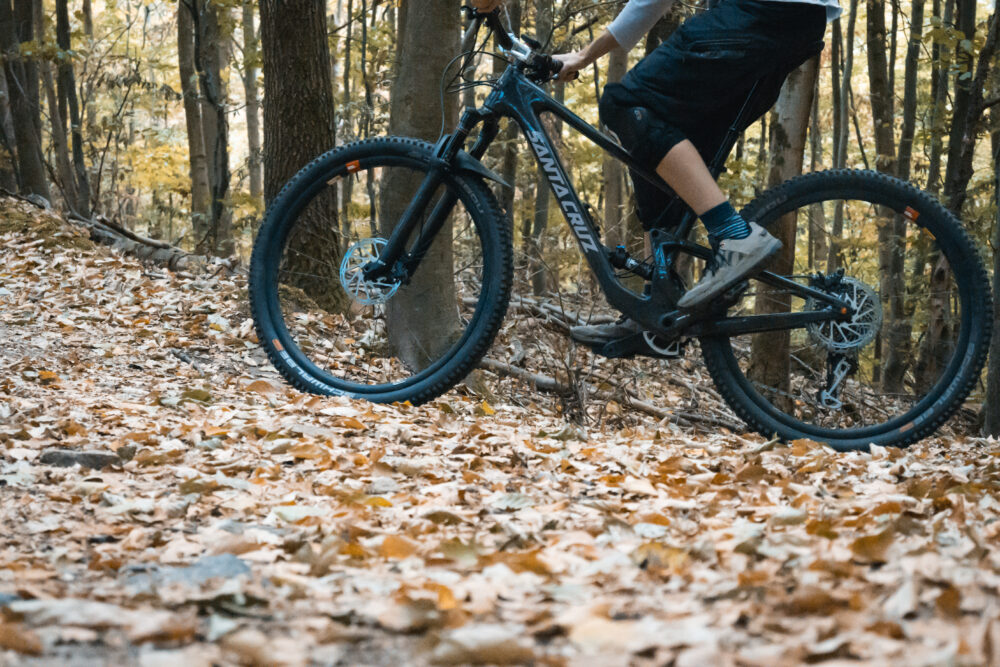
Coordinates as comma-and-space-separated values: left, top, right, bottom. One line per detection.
677, 222, 782, 309
570, 316, 643, 346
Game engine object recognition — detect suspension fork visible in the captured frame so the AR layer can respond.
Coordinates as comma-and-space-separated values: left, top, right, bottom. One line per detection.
363, 109, 499, 282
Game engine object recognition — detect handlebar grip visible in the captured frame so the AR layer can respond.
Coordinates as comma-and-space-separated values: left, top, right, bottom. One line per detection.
547, 57, 579, 82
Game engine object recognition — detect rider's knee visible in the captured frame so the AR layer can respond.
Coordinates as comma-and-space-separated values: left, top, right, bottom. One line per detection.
599, 94, 687, 171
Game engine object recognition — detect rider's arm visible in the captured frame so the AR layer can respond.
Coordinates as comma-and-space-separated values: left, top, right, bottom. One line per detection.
554, 0, 674, 82
607, 0, 675, 52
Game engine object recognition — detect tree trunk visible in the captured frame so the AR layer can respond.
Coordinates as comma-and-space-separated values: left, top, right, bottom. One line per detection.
340, 0, 354, 254
918, 7, 999, 390
56, 0, 90, 217
13, 0, 38, 137
178, 3, 211, 246
828, 0, 858, 272
242, 0, 263, 207
38, 4, 76, 211
882, 0, 925, 393
381, 0, 462, 368
0, 0, 46, 198
493, 0, 521, 222
985, 131, 1000, 435
603, 45, 627, 249
0, 70, 18, 191
81, 0, 92, 37
260, 0, 347, 314
748, 57, 820, 402
807, 75, 828, 268
926, 0, 953, 197
191, 0, 232, 256
528, 0, 553, 296
867, 0, 898, 388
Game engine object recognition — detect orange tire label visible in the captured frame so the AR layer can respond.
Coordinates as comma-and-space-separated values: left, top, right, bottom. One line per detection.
346, 160, 361, 173
273, 339, 284, 352
904, 206, 920, 221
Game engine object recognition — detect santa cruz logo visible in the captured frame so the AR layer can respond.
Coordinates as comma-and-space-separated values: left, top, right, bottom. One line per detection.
527, 130, 600, 254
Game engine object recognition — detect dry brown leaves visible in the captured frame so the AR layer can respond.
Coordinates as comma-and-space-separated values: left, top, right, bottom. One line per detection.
1, 198, 1000, 665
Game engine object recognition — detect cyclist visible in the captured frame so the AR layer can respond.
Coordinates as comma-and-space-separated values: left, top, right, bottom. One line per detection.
470, 0, 840, 347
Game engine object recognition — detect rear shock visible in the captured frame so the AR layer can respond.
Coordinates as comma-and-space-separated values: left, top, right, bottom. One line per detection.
608, 245, 654, 281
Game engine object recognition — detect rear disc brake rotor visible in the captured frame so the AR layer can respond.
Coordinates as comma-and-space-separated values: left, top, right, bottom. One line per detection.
806, 276, 882, 353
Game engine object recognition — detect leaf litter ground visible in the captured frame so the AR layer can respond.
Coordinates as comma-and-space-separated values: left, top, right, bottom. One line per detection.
1, 198, 999, 666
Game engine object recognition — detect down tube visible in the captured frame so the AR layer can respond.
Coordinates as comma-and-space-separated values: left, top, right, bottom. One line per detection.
506, 105, 645, 313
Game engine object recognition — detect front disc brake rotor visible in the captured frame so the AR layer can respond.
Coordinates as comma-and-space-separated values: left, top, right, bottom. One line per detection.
339, 238, 401, 306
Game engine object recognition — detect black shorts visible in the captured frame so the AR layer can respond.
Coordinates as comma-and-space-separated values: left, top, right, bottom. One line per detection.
599, 0, 827, 229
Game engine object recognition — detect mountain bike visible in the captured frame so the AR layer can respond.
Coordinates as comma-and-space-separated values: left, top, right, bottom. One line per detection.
249, 9, 993, 450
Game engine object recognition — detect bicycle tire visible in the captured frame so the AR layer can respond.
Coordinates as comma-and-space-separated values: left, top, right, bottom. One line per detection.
249, 136, 513, 405
700, 169, 992, 450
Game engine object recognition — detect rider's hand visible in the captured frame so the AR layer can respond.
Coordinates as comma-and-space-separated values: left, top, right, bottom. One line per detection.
469, 0, 503, 11
553, 51, 586, 83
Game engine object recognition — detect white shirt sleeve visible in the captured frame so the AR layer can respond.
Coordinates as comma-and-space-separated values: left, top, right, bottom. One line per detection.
606, 0, 676, 53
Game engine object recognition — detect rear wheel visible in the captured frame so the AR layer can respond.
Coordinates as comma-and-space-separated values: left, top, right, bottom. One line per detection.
700, 170, 992, 450
249, 137, 513, 404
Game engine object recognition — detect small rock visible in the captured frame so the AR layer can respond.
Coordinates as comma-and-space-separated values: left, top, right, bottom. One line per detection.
40, 448, 120, 470
0, 592, 21, 607
116, 444, 138, 461
430, 623, 535, 664
126, 554, 251, 591
365, 478, 399, 495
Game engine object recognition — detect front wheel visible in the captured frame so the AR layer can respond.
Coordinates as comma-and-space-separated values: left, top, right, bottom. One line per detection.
249, 137, 513, 404
700, 170, 992, 450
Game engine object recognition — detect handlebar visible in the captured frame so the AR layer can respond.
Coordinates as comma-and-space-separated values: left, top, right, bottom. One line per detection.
462, 6, 576, 84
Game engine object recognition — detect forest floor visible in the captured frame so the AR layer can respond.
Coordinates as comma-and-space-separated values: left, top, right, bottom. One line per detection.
1, 197, 999, 666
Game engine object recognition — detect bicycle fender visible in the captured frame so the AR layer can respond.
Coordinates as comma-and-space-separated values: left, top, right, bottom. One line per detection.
453, 151, 510, 189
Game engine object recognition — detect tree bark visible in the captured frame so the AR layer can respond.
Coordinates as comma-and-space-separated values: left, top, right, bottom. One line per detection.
56, 0, 90, 217
749, 57, 820, 402
528, 0, 554, 296
178, 3, 211, 246
242, 0, 263, 207
882, 0, 926, 393
381, 0, 462, 368
867, 0, 898, 388
828, 0, 858, 272
260, 0, 347, 313
603, 45, 628, 249
493, 0, 521, 222
190, 0, 232, 256
37, 3, 76, 211
0, 0, 46, 198
986, 130, 1000, 435
918, 7, 999, 390
0, 71, 18, 191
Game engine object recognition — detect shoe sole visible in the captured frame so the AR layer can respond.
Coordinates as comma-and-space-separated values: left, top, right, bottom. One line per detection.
678, 237, 782, 309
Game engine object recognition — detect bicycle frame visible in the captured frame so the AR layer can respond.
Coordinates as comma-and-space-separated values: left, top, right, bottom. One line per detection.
368, 53, 853, 340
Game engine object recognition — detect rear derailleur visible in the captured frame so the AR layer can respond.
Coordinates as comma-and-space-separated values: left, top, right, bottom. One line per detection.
818, 352, 858, 410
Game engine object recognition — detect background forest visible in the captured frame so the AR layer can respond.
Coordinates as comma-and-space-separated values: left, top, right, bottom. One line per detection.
1, 0, 999, 430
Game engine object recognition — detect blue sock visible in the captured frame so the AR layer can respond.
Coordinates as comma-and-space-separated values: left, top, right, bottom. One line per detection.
700, 202, 751, 242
